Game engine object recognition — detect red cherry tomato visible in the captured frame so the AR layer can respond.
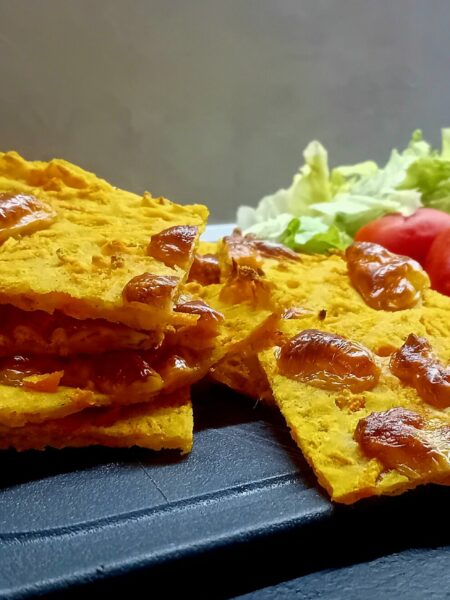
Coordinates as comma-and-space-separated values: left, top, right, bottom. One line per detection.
424, 228, 450, 296
354, 208, 450, 266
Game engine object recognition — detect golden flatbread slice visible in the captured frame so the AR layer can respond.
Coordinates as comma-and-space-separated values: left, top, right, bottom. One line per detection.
216, 230, 435, 318
259, 308, 450, 504
0, 383, 111, 428
0, 264, 245, 359
210, 351, 274, 405
181, 281, 279, 360
187, 236, 286, 399
0, 328, 210, 427
217, 231, 368, 315
0, 151, 208, 330
0, 387, 193, 454
158, 280, 280, 400
185, 278, 281, 403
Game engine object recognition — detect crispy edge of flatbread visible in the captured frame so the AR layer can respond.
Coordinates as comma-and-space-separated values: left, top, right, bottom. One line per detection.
0, 387, 193, 454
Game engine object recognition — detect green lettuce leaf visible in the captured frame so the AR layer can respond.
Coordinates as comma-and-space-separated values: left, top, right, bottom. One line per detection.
309, 132, 426, 235
397, 130, 450, 212
330, 161, 378, 193
441, 128, 450, 159
427, 193, 450, 212
311, 189, 421, 236
287, 141, 333, 214
239, 212, 294, 241
399, 157, 450, 199
236, 140, 336, 237
279, 217, 352, 254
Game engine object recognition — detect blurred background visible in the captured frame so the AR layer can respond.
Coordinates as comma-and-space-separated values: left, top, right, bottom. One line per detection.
1, 0, 449, 222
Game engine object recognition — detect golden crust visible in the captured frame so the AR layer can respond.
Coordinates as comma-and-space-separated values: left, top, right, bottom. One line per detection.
0, 387, 193, 454
0, 152, 208, 330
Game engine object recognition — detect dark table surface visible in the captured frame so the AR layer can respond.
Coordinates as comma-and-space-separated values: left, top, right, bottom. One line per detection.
1, 385, 450, 599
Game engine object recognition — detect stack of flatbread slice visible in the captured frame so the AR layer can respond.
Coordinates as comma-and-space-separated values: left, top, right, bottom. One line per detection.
0, 152, 215, 453
0, 154, 278, 455
199, 231, 450, 503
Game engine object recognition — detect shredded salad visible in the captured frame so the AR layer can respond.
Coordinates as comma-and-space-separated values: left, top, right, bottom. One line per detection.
237, 129, 450, 254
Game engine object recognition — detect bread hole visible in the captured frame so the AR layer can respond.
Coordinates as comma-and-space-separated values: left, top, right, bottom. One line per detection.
286, 279, 300, 289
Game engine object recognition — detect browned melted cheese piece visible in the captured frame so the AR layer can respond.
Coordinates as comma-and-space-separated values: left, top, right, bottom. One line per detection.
390, 334, 450, 409
0, 304, 161, 356
0, 192, 56, 242
123, 273, 179, 306
277, 329, 380, 393
222, 230, 261, 269
223, 228, 299, 269
175, 300, 225, 329
0, 352, 160, 395
0, 355, 53, 387
218, 230, 297, 308
175, 299, 224, 336
23, 371, 64, 393
147, 225, 198, 269
187, 253, 221, 285
150, 347, 203, 392
355, 407, 450, 476
92, 351, 157, 391
346, 242, 429, 311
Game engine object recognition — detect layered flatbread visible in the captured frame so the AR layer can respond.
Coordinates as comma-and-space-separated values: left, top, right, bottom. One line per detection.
0, 387, 193, 454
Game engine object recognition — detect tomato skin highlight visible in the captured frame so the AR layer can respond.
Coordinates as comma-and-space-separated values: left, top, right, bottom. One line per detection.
354, 208, 450, 266
424, 228, 450, 297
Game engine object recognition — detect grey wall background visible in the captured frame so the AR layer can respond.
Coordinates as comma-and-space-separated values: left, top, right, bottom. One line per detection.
0, 0, 449, 222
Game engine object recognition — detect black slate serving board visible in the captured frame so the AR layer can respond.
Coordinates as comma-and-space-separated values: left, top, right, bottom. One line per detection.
1, 385, 450, 599
236, 546, 450, 600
